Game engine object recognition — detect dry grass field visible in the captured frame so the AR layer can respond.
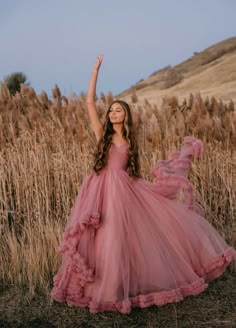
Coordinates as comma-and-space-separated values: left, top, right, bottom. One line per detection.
0, 79, 235, 327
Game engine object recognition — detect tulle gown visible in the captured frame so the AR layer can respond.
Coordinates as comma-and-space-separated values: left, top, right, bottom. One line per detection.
50, 136, 236, 314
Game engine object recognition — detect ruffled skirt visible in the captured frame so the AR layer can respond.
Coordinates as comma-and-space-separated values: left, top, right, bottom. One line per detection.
50, 137, 236, 313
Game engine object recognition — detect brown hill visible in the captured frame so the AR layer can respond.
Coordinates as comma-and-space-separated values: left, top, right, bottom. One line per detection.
117, 36, 236, 105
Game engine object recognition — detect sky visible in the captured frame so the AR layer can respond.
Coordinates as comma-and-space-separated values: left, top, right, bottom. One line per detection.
0, 0, 235, 97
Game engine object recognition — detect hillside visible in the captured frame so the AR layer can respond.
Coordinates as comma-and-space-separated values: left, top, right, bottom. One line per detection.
117, 36, 236, 105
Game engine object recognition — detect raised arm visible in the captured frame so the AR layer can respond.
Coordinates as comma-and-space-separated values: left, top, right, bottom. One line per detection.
86, 54, 104, 142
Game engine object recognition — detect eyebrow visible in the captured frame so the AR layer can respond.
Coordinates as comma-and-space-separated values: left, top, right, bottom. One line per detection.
110, 107, 122, 110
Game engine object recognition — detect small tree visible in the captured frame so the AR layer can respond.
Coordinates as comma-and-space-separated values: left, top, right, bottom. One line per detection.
3, 72, 29, 95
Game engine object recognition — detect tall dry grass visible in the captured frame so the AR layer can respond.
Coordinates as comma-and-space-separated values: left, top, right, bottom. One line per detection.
0, 83, 235, 297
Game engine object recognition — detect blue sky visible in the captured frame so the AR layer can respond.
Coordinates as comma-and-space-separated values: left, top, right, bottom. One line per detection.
0, 0, 235, 97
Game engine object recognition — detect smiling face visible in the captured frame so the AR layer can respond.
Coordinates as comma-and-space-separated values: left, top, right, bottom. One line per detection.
108, 102, 126, 124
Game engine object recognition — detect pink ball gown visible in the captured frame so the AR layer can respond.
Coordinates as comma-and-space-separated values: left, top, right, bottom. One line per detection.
50, 136, 236, 314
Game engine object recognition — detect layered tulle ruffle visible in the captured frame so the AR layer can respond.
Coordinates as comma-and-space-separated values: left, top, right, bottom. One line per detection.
50, 212, 101, 306
51, 216, 236, 314
151, 136, 205, 215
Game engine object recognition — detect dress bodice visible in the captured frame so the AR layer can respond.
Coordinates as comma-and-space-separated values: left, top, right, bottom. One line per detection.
106, 143, 129, 170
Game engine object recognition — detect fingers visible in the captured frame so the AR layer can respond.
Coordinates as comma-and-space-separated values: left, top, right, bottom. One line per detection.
97, 54, 104, 62
93, 54, 104, 70
95, 54, 104, 69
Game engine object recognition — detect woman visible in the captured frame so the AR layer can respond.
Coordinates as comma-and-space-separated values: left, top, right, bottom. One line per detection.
50, 54, 236, 314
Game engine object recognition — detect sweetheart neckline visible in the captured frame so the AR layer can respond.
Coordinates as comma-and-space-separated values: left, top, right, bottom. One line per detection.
111, 143, 129, 148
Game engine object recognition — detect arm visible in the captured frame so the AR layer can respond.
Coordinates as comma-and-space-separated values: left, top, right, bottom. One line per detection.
86, 54, 104, 142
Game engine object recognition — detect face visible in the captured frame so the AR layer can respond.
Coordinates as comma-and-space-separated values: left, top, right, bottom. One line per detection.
108, 102, 126, 124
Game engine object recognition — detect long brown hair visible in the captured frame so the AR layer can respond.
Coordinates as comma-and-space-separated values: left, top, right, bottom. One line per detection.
93, 100, 141, 178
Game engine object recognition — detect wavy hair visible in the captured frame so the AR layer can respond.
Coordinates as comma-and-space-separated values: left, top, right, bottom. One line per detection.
92, 100, 141, 178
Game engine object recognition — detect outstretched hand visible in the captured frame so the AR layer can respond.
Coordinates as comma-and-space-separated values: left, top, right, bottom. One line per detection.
93, 54, 104, 71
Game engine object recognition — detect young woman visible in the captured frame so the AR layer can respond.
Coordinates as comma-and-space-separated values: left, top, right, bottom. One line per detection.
50, 54, 236, 314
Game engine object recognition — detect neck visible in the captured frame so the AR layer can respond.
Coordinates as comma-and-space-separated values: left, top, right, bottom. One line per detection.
113, 123, 123, 136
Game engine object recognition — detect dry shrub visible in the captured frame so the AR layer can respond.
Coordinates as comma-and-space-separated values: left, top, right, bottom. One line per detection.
131, 91, 138, 103
160, 67, 184, 89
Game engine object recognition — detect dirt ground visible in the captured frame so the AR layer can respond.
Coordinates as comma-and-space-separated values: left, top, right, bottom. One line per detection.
0, 268, 235, 328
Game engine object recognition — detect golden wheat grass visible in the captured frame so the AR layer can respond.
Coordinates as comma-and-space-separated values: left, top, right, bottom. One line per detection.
0, 84, 235, 296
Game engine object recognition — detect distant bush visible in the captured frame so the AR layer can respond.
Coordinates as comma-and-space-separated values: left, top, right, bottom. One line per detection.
161, 68, 184, 89
201, 44, 236, 65
3, 72, 29, 96
137, 78, 144, 83
149, 65, 171, 78
131, 91, 138, 103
